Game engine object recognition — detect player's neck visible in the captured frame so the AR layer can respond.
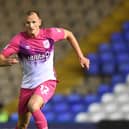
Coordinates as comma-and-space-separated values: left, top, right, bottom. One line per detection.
27, 29, 40, 38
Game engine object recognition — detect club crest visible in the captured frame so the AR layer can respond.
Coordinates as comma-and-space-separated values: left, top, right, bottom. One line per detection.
42, 40, 50, 49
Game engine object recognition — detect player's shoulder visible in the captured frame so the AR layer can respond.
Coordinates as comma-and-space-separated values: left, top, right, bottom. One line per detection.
9, 32, 27, 44
12, 32, 25, 39
42, 27, 64, 31
42, 27, 65, 35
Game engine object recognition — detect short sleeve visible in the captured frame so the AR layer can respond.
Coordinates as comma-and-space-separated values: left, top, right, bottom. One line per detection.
45, 28, 65, 42
1, 35, 20, 57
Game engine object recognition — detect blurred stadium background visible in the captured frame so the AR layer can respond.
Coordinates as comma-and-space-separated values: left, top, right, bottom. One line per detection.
1, 0, 129, 129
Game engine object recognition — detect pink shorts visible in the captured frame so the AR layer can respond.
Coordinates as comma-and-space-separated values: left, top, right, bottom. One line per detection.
18, 80, 57, 114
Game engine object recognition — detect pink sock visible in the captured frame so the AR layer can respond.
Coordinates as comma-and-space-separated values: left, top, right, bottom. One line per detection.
32, 109, 48, 129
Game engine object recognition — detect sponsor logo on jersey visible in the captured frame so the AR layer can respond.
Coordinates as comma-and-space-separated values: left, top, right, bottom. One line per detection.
27, 51, 50, 62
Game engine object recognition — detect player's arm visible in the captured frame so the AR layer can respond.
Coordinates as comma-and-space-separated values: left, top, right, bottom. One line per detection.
63, 29, 90, 70
0, 54, 19, 67
0, 35, 20, 67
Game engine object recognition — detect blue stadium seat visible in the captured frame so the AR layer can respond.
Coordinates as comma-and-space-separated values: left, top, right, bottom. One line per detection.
87, 62, 100, 75
9, 113, 18, 122
45, 112, 56, 122
110, 74, 126, 87
71, 104, 87, 114
87, 53, 99, 62
42, 103, 52, 113
52, 94, 65, 103
99, 52, 114, 63
100, 62, 116, 75
116, 53, 129, 63
56, 112, 74, 122
117, 62, 129, 75
66, 93, 82, 104
124, 31, 129, 42
97, 84, 112, 97
99, 50, 116, 75
98, 43, 112, 53
86, 53, 100, 75
53, 102, 69, 113
98, 43, 116, 75
110, 32, 124, 43
122, 21, 129, 32
111, 41, 128, 54
84, 94, 100, 106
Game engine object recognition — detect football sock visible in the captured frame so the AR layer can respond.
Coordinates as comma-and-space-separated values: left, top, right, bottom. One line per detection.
32, 109, 48, 129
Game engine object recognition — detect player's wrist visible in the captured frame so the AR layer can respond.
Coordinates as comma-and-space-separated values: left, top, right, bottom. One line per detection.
79, 55, 85, 61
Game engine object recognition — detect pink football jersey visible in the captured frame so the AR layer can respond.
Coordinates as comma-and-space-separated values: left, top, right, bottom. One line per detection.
1, 28, 65, 88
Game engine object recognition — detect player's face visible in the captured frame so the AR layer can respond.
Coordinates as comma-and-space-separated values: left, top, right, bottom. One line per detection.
25, 13, 41, 37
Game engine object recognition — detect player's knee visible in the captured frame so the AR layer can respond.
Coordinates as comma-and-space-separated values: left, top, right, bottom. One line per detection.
27, 102, 40, 112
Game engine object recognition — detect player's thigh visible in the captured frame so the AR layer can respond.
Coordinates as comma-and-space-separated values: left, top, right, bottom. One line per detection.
28, 80, 57, 112
17, 112, 31, 127
34, 80, 57, 104
28, 94, 44, 112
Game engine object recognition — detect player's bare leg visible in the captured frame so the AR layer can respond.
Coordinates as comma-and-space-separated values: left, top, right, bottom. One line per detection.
16, 112, 31, 129
27, 94, 48, 129
27, 94, 43, 112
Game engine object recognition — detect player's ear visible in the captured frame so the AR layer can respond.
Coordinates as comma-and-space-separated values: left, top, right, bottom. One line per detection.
39, 18, 42, 27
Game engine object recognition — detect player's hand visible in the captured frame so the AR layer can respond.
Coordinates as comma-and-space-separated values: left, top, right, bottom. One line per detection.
0, 54, 19, 66
7, 58, 19, 65
80, 56, 90, 70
